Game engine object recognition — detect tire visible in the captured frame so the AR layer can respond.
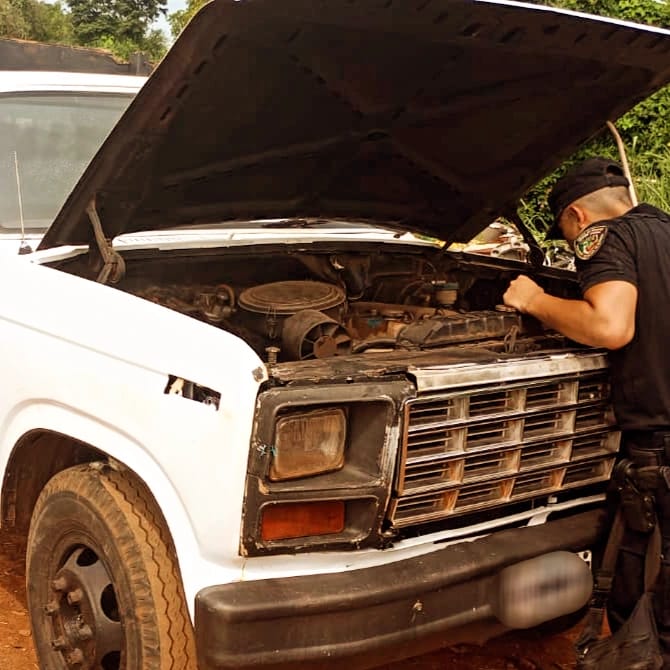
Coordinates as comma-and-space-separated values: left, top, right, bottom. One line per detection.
26, 462, 197, 670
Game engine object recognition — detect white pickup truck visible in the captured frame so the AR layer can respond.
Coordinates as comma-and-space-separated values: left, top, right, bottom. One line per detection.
0, 42, 146, 255
2, 2, 670, 669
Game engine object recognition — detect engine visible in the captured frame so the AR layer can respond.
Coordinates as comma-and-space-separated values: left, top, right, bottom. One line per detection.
135, 273, 527, 364
120, 245, 581, 363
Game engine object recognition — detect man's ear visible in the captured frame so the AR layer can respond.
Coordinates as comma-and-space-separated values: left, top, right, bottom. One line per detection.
566, 203, 589, 230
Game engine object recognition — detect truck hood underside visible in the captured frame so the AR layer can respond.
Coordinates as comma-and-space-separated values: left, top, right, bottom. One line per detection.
40, 0, 670, 250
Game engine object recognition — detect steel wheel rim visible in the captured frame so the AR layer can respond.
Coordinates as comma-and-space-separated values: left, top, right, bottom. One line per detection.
43, 546, 123, 670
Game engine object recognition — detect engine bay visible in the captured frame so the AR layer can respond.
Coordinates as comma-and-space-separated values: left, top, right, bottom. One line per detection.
118, 245, 578, 364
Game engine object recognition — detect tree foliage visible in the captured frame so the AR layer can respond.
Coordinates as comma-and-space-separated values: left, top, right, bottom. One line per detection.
0, 0, 168, 62
518, 0, 670, 240
550, 0, 670, 26
65, 0, 168, 61
67, 0, 165, 43
168, 0, 206, 38
0, 0, 73, 43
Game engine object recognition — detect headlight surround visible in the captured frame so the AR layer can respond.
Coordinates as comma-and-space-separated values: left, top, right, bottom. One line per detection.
269, 408, 346, 481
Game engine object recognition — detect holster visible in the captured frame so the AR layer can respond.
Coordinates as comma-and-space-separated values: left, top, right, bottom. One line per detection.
613, 460, 659, 534
606, 430, 670, 656
624, 431, 670, 534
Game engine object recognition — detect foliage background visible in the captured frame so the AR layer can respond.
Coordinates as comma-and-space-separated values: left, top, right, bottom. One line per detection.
1, 0, 668, 240
0, 0, 168, 61
167, 0, 206, 37
516, 0, 670, 241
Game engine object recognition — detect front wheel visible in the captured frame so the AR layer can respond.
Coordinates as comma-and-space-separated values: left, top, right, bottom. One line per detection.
26, 463, 196, 670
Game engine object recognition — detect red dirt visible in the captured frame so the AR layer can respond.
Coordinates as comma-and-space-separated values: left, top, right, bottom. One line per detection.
0, 530, 36, 669
0, 526, 580, 670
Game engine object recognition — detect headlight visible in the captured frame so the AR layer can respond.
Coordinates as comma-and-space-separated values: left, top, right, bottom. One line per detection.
269, 408, 346, 481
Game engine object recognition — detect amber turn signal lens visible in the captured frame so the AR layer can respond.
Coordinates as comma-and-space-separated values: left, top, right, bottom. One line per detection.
261, 500, 345, 541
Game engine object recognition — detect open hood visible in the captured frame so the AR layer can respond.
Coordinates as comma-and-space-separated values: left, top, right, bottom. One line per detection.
39, 0, 670, 250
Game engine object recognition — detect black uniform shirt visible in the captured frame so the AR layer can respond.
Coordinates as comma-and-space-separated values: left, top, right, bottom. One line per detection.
576, 204, 670, 431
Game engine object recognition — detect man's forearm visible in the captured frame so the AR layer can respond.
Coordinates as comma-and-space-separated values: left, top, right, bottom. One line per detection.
503, 276, 636, 349
525, 292, 625, 349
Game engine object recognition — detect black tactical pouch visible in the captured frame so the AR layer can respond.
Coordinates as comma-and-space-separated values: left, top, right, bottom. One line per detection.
577, 590, 662, 670
575, 476, 663, 670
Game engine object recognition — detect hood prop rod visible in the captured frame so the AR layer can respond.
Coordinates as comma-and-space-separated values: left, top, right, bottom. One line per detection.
606, 120, 638, 207
86, 199, 126, 284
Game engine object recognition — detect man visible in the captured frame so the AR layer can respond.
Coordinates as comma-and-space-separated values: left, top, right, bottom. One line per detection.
503, 156, 670, 662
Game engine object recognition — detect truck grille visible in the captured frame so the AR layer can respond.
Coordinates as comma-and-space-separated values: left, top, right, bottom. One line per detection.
390, 368, 619, 527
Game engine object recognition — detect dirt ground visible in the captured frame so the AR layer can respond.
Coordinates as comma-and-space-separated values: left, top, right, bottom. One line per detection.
377, 631, 580, 670
0, 526, 581, 670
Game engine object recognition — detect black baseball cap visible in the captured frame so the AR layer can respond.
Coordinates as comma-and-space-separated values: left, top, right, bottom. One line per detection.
545, 157, 629, 239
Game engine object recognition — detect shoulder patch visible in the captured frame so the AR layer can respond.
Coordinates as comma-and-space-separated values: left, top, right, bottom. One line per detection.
574, 224, 609, 260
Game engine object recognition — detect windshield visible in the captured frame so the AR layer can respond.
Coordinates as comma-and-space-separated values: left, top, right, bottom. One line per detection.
0, 93, 133, 233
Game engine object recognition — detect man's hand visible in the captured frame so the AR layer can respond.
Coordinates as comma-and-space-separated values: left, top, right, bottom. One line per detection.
503, 275, 545, 314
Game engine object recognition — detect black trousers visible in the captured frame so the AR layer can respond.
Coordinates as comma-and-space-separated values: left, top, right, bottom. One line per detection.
609, 432, 670, 667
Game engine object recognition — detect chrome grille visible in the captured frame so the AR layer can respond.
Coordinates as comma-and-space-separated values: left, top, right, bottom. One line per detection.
391, 364, 619, 528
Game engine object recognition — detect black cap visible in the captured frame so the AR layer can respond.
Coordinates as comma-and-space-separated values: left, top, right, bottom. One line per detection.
546, 157, 629, 239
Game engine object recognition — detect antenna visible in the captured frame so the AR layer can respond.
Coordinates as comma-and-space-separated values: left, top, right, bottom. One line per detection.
13, 151, 32, 255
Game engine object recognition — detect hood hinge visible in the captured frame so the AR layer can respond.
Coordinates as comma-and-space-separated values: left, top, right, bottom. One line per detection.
86, 200, 126, 284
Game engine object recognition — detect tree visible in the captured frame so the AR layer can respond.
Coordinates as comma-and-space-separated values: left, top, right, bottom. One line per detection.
536, 0, 670, 154
66, 0, 168, 60
0, 0, 31, 38
91, 27, 167, 62
168, 0, 206, 38
67, 0, 166, 43
0, 0, 166, 61
544, 0, 670, 27
517, 0, 670, 239
66, 0, 167, 61
28, 1, 73, 42
0, 0, 73, 43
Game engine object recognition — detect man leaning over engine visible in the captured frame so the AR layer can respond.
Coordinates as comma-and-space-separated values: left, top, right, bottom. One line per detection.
504, 156, 670, 666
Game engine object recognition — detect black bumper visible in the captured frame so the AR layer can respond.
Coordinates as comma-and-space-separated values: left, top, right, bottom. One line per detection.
195, 508, 605, 670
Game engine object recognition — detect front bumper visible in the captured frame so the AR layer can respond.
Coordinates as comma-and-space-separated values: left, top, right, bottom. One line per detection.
195, 508, 605, 670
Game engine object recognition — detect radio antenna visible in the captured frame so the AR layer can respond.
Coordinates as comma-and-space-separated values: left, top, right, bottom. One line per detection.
13, 151, 32, 255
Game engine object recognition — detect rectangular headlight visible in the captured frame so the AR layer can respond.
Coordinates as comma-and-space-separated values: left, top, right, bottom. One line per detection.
269, 408, 346, 481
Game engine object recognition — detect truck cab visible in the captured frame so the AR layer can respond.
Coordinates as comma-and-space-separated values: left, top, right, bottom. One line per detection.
0, 40, 147, 255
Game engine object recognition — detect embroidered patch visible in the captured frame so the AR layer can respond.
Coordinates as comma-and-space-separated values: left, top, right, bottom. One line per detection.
574, 224, 608, 260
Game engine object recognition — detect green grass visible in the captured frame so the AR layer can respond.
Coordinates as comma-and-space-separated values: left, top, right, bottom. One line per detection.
632, 149, 670, 212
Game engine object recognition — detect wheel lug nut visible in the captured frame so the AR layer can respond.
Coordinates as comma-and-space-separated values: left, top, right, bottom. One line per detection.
66, 588, 83, 605
66, 647, 84, 666
52, 576, 68, 592
51, 636, 67, 651
44, 601, 60, 616
77, 624, 93, 641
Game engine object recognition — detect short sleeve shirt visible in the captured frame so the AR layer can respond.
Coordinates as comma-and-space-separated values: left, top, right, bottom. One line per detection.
576, 204, 670, 430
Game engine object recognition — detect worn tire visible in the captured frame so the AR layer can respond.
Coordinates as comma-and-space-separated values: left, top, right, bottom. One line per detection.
26, 462, 196, 670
